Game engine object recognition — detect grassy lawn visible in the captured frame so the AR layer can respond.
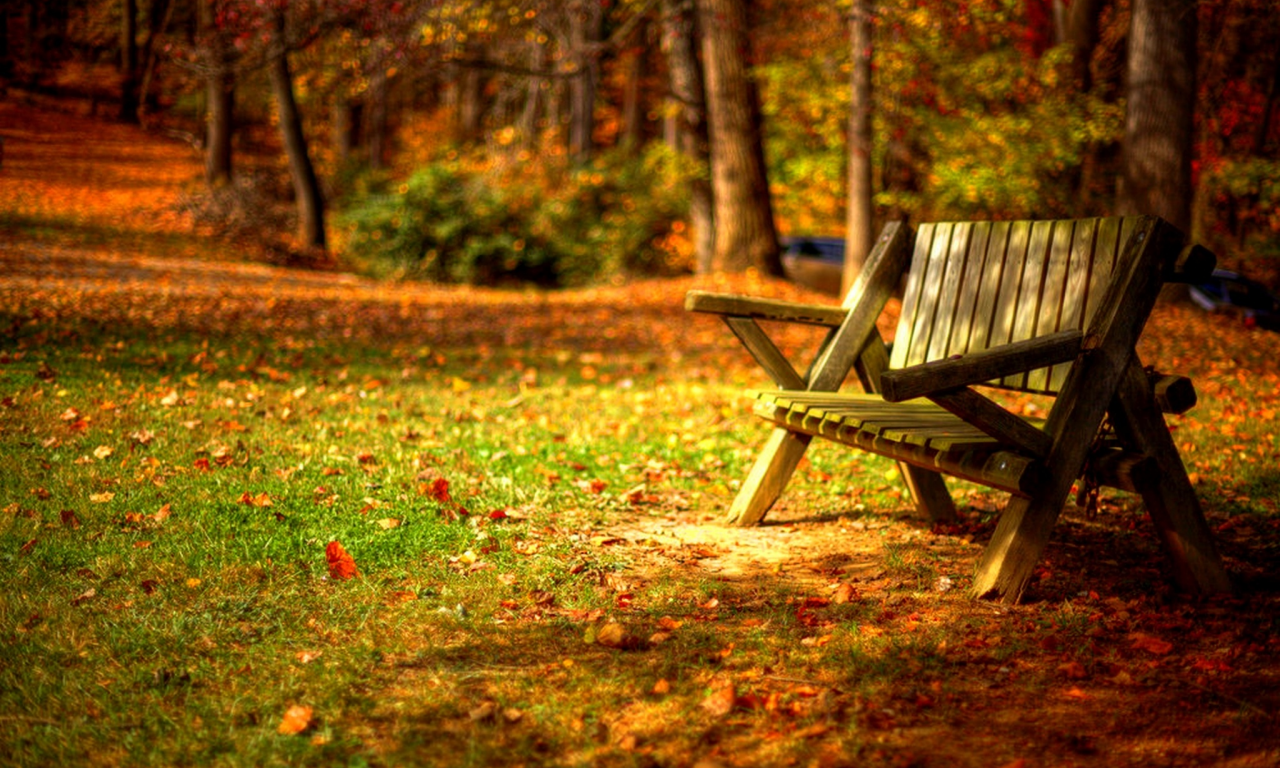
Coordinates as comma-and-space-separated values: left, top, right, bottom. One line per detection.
3, 100, 1280, 767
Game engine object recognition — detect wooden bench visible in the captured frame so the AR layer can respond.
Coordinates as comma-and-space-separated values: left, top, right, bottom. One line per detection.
687, 216, 1231, 602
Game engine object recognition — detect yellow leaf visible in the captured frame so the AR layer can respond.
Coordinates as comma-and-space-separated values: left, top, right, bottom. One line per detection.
376, 518, 400, 529
89, 492, 115, 503
93, 445, 114, 460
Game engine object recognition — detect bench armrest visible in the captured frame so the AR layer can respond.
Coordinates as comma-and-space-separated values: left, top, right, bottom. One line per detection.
880, 330, 1085, 402
685, 291, 848, 327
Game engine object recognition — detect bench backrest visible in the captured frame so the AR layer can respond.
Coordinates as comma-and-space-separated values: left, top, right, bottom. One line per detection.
889, 217, 1143, 394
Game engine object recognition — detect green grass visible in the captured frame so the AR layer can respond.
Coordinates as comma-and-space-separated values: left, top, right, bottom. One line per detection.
4, 276, 1280, 766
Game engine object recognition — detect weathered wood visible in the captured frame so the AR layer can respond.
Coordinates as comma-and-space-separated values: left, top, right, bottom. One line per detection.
971, 216, 1182, 601
853, 335, 957, 523
879, 330, 1084, 403
1150, 372, 1197, 415
1088, 447, 1157, 494
688, 213, 1225, 601
929, 387, 1053, 458
724, 317, 806, 389
716, 222, 915, 527
686, 292, 848, 327
752, 391, 1043, 496
1109, 359, 1232, 594
726, 427, 812, 526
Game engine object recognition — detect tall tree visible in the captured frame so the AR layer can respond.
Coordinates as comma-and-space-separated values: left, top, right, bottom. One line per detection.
120, 0, 140, 122
842, 0, 873, 294
568, 0, 604, 162
663, 0, 713, 272
699, 0, 781, 275
198, 0, 234, 185
267, 9, 325, 250
1119, 0, 1197, 233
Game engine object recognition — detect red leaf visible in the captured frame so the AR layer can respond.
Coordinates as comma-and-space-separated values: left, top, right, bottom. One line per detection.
325, 541, 359, 580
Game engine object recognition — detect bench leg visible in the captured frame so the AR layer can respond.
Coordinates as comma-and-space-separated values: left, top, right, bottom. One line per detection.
727, 428, 812, 526
970, 479, 1075, 602
900, 464, 957, 524
1110, 362, 1232, 594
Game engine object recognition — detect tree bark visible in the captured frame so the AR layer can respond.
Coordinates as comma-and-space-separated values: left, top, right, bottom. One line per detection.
268, 14, 325, 250
842, 0, 873, 294
699, 0, 781, 275
664, 0, 714, 272
138, 0, 174, 118
1066, 0, 1104, 92
568, 0, 604, 162
120, 0, 139, 123
199, 0, 233, 185
1119, 0, 1196, 234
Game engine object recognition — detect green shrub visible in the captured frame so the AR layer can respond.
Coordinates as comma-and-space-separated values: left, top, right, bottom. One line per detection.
340, 144, 694, 286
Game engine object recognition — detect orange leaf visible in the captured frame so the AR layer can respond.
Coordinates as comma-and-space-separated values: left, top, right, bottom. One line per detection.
277, 705, 314, 735
1129, 633, 1174, 656
325, 541, 359, 580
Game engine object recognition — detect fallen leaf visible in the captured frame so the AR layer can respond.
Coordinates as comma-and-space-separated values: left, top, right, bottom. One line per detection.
376, 517, 400, 529
325, 541, 359, 580
93, 445, 113, 460
296, 651, 323, 664
1129, 633, 1174, 656
89, 492, 115, 504
832, 582, 857, 604
152, 503, 172, 522
60, 510, 81, 528
238, 491, 272, 507
277, 705, 314, 735
72, 587, 96, 606
596, 622, 633, 649
701, 681, 736, 717
652, 679, 671, 695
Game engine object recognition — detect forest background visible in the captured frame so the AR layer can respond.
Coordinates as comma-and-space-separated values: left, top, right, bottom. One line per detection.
2, 0, 1278, 288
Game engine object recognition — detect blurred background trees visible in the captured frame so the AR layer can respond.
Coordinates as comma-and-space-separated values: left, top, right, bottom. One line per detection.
0, 0, 1276, 286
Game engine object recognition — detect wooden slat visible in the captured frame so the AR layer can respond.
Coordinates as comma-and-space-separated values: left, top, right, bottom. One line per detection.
900, 223, 955, 368
890, 223, 936, 370
987, 221, 1032, 356
950, 221, 993, 356
967, 221, 1012, 355
752, 391, 1042, 496
1026, 221, 1076, 391
1049, 218, 1100, 391
927, 222, 974, 361
1002, 221, 1054, 388
686, 292, 848, 326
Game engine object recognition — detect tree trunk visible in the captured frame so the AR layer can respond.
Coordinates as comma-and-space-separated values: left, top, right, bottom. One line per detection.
843, 0, 873, 294
699, 0, 780, 275
138, 0, 174, 119
1067, 0, 1104, 92
366, 66, 390, 169
205, 67, 234, 185
664, 0, 714, 272
569, 0, 604, 162
1118, 0, 1196, 234
268, 16, 325, 250
120, 0, 139, 123
199, 0, 232, 185
519, 41, 545, 147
